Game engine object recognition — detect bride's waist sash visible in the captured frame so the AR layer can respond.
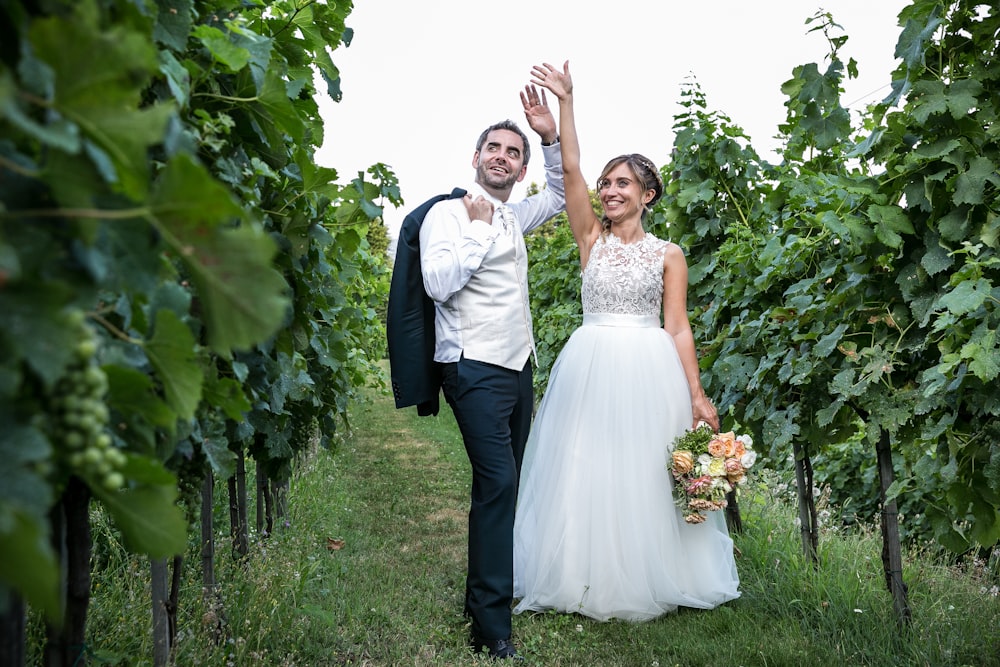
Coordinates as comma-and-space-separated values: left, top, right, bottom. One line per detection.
582, 313, 661, 328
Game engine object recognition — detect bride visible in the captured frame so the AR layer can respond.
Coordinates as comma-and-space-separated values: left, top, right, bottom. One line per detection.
513, 61, 741, 622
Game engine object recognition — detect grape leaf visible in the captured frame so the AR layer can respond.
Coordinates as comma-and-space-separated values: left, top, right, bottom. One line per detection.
30, 10, 172, 200
193, 25, 250, 71
105, 365, 176, 429
152, 0, 193, 52
0, 508, 59, 618
92, 484, 188, 557
954, 157, 1000, 206
148, 154, 290, 352
939, 279, 990, 316
146, 309, 202, 421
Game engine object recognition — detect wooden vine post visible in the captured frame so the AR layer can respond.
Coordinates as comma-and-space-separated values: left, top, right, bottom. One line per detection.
792, 441, 819, 564
150, 558, 170, 667
875, 430, 911, 625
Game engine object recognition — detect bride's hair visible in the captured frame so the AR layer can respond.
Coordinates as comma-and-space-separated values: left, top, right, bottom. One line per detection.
596, 154, 664, 237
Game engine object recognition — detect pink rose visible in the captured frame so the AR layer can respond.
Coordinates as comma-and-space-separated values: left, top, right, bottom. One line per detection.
707, 438, 727, 458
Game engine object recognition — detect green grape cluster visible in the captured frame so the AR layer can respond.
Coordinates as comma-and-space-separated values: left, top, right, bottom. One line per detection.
48, 311, 126, 492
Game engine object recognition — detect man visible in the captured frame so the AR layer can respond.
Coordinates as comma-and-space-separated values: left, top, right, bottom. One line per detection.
419, 84, 564, 660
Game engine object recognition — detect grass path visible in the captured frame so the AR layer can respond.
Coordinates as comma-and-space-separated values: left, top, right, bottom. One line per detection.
292, 380, 754, 666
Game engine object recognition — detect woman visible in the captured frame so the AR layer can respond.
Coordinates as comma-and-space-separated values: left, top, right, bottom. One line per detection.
512, 61, 740, 622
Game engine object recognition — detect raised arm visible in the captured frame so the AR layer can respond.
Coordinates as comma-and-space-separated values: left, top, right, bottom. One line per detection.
530, 61, 601, 265
514, 85, 566, 232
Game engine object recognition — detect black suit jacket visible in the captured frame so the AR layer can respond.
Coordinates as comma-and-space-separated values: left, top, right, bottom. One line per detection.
386, 188, 466, 416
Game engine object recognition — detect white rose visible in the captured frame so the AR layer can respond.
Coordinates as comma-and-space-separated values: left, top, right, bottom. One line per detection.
696, 453, 712, 475
737, 434, 753, 448
740, 450, 757, 469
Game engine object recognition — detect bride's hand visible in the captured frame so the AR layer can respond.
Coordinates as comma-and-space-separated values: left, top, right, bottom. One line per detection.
691, 394, 719, 432
530, 61, 572, 99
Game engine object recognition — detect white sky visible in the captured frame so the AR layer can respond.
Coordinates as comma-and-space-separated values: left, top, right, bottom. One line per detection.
317, 0, 909, 237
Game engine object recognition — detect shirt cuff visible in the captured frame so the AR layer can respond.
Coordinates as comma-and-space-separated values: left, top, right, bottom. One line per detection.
541, 140, 561, 164
465, 217, 499, 245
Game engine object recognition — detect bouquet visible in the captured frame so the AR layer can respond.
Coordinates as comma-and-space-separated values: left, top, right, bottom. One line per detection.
668, 424, 757, 524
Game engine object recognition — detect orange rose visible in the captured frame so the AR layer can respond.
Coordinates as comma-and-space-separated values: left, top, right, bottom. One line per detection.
706, 432, 735, 457
672, 450, 695, 476
722, 432, 740, 457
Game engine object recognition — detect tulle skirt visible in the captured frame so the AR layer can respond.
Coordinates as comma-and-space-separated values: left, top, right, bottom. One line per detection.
513, 313, 740, 621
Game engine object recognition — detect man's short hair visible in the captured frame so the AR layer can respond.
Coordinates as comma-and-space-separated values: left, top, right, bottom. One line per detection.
475, 120, 531, 166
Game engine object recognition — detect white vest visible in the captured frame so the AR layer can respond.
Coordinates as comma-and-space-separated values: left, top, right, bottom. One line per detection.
452, 208, 536, 371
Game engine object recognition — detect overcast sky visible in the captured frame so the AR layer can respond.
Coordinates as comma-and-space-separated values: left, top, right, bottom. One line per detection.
316, 0, 909, 237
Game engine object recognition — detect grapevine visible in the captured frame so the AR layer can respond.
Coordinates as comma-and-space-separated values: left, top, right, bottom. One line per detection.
1, 0, 395, 654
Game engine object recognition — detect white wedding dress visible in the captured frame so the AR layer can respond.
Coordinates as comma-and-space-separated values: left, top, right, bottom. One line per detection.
513, 233, 740, 622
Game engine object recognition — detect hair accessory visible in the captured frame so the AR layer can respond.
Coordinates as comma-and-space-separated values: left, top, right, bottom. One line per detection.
632, 155, 664, 196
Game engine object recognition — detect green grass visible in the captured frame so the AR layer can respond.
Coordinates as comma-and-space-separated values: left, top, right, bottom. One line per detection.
27, 369, 1000, 666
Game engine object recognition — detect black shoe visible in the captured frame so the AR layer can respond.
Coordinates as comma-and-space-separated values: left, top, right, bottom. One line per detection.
473, 637, 524, 661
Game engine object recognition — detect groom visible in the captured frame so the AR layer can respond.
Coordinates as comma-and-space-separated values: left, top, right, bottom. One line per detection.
418, 85, 564, 660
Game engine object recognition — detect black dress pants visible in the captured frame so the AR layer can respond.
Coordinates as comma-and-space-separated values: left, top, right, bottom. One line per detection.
441, 357, 532, 641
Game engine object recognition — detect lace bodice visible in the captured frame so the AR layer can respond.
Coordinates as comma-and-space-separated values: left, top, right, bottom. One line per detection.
581, 233, 669, 317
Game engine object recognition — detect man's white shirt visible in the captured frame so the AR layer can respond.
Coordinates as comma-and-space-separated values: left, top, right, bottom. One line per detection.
419, 142, 565, 369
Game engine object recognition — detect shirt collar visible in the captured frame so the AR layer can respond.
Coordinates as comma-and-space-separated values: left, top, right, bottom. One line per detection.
468, 182, 507, 208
